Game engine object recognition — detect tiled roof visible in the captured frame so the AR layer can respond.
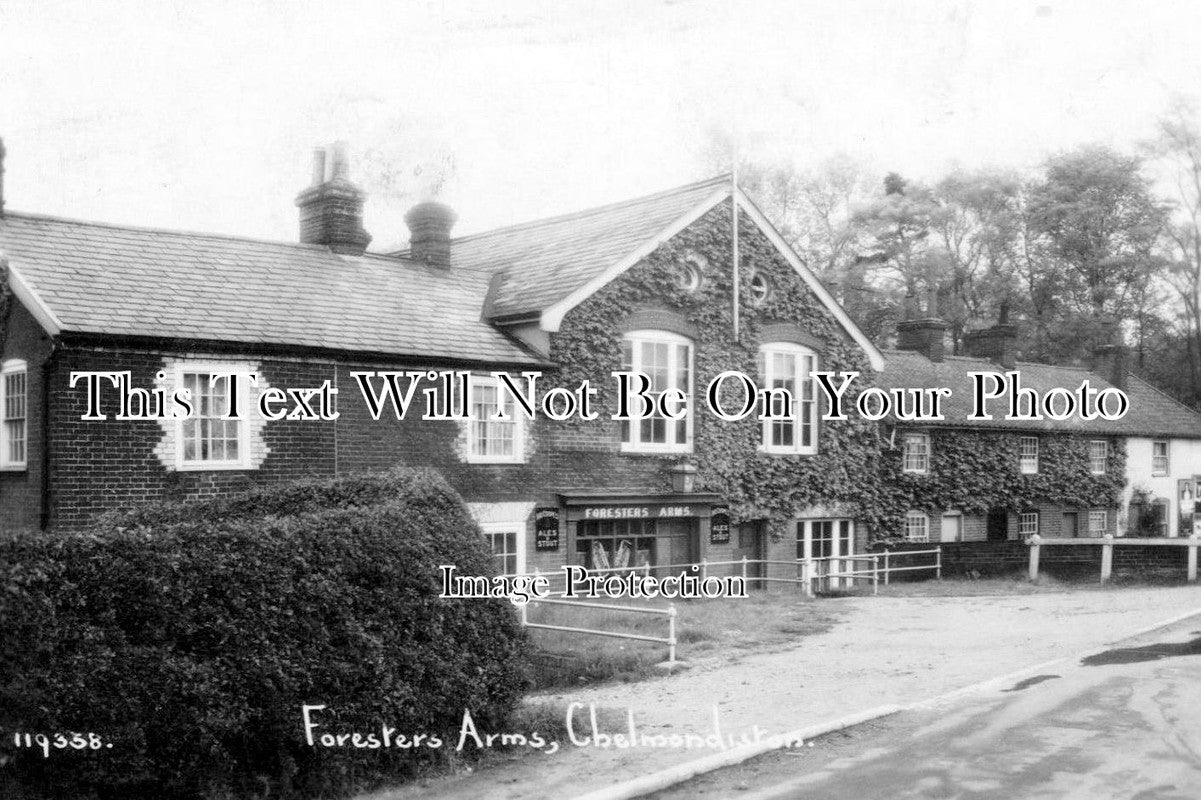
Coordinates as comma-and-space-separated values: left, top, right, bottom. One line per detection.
879, 349, 1201, 439
0, 212, 542, 365
395, 175, 731, 320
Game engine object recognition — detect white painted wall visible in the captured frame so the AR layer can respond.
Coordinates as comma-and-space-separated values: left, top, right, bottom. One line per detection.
1121, 437, 1201, 537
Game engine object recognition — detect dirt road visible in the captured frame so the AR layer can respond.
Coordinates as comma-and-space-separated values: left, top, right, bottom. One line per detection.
653, 615, 1201, 800
359, 584, 1201, 800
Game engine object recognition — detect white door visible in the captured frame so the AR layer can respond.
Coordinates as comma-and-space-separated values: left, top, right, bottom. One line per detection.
940, 513, 962, 543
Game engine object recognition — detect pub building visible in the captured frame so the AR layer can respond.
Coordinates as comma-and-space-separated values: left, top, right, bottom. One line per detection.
0, 141, 885, 576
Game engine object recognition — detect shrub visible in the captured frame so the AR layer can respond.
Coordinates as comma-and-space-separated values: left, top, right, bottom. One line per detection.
0, 467, 528, 799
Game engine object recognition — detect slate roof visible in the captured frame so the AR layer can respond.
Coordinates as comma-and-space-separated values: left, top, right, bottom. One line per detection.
0, 212, 543, 365
394, 175, 731, 320
879, 349, 1201, 439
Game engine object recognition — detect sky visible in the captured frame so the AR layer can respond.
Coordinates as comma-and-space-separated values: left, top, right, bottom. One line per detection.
2, 0, 1201, 250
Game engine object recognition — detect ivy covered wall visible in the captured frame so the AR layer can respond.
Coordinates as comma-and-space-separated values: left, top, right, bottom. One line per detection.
873, 429, 1127, 545
546, 199, 1129, 544
549, 200, 881, 540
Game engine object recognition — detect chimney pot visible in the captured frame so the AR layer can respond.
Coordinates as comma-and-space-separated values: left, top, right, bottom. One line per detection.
404, 201, 457, 267
310, 148, 326, 186
330, 140, 350, 182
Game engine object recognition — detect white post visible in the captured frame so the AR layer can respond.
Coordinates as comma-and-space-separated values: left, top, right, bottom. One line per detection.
520, 601, 528, 627
884, 550, 891, 585
1100, 534, 1114, 584
1027, 534, 1041, 582
667, 604, 677, 664
741, 555, 748, 583
872, 555, 879, 595
936, 546, 943, 580
1189, 534, 1199, 582
701, 558, 708, 581
803, 559, 814, 598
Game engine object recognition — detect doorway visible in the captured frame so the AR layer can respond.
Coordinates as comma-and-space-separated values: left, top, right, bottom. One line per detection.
798, 519, 855, 590
1062, 512, 1079, 538
987, 510, 1009, 541
733, 520, 766, 589
940, 512, 962, 543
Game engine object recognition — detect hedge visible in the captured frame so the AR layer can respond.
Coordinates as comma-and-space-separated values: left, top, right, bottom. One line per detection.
0, 467, 529, 799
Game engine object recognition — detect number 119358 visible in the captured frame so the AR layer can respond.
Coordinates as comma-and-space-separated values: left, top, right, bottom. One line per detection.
12, 732, 112, 758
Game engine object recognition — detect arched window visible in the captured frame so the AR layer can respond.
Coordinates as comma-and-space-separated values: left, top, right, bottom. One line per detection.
759, 343, 817, 454
620, 330, 692, 452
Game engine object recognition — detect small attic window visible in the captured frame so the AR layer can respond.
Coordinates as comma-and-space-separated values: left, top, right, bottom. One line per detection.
749, 271, 772, 306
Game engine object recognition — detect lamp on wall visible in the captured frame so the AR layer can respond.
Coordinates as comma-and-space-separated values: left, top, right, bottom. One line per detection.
669, 461, 698, 493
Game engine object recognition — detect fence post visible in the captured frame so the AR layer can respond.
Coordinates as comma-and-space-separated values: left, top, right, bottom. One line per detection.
884, 550, 891, 585
935, 546, 942, 580
1190, 534, 1199, 582
667, 604, 677, 664
741, 555, 748, 584
872, 555, 879, 596
802, 559, 814, 598
520, 601, 528, 627
1100, 534, 1114, 584
701, 559, 708, 581
1027, 534, 1041, 581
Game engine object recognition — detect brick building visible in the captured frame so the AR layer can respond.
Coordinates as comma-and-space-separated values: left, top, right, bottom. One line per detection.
2, 139, 1200, 583
878, 312, 1201, 563
0, 142, 888, 584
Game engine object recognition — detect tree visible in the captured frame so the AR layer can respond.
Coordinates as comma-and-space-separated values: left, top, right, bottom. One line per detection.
1145, 100, 1201, 404
1026, 146, 1167, 321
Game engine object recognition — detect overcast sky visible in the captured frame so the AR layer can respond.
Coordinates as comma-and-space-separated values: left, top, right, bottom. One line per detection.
3, 0, 1201, 250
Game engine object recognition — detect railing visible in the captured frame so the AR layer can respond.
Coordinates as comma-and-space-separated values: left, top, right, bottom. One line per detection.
1026, 533, 1201, 583
518, 596, 678, 664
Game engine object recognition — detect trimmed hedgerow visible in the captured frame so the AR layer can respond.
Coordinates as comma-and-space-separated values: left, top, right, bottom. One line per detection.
0, 467, 528, 799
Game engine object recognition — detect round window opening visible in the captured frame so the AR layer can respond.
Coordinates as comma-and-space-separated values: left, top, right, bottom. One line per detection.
749, 271, 771, 306
672, 258, 704, 293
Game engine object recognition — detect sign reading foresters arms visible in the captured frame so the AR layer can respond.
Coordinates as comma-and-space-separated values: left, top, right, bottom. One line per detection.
578, 504, 697, 520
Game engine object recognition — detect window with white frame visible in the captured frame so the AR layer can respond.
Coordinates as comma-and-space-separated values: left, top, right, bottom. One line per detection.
177, 369, 248, 470
1, 360, 27, 469
1088, 509, 1108, 536
483, 528, 519, 575
759, 343, 817, 454
467, 376, 524, 463
620, 331, 692, 452
1019, 436, 1039, 474
1019, 511, 1039, 537
1089, 440, 1107, 475
904, 511, 929, 543
1152, 440, 1170, 476
902, 431, 930, 473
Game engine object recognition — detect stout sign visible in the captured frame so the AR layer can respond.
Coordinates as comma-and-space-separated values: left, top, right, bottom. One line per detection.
710, 506, 731, 544
535, 507, 560, 551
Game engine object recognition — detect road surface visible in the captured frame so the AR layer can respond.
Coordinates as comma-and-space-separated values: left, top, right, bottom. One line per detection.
647, 615, 1201, 800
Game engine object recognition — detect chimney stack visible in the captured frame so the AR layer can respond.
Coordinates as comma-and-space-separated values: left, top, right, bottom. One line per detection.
895, 292, 948, 362
964, 306, 1019, 370
404, 201, 457, 267
294, 141, 371, 256
1091, 318, 1129, 392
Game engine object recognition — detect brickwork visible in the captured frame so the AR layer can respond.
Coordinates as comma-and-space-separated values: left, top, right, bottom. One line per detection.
0, 302, 52, 530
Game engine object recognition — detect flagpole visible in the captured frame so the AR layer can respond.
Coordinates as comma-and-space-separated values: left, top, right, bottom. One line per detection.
731, 154, 740, 343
